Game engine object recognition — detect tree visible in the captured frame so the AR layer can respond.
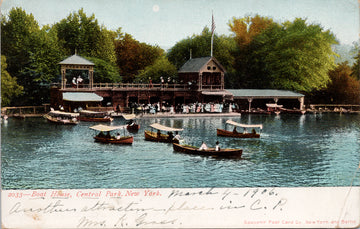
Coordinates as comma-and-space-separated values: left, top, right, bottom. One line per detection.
86, 57, 121, 83
228, 15, 274, 48
114, 33, 163, 82
227, 15, 274, 88
326, 62, 360, 104
28, 25, 65, 82
246, 18, 338, 92
351, 43, 360, 80
54, 8, 116, 63
135, 56, 177, 83
1, 7, 40, 77
1, 7, 64, 105
1, 56, 23, 106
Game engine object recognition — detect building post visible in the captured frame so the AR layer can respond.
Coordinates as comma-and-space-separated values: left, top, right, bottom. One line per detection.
248, 98, 253, 112
89, 67, 94, 89
221, 72, 224, 90
299, 97, 304, 110
61, 67, 66, 89
199, 73, 202, 90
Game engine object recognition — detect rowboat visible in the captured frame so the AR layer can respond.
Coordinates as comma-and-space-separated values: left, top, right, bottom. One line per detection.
280, 107, 306, 114
43, 111, 79, 125
144, 123, 183, 143
217, 120, 262, 138
78, 110, 113, 122
122, 114, 140, 131
173, 143, 242, 158
89, 124, 133, 144
266, 103, 283, 114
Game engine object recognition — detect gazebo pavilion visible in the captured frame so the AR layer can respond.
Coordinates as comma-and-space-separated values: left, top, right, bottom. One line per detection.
59, 54, 95, 89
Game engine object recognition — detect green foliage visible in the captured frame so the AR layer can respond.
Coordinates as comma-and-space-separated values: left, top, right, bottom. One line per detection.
28, 26, 65, 82
135, 56, 177, 83
1, 56, 24, 106
233, 17, 338, 92
1, 7, 64, 105
114, 33, 164, 82
86, 57, 121, 83
53, 8, 116, 63
351, 43, 360, 80
227, 15, 274, 88
1, 7, 40, 76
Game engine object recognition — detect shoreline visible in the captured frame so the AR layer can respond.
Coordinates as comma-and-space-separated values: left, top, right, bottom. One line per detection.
117, 112, 242, 119
4, 109, 360, 119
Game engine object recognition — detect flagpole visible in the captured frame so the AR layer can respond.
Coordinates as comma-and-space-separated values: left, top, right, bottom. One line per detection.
211, 12, 215, 57
211, 36, 213, 57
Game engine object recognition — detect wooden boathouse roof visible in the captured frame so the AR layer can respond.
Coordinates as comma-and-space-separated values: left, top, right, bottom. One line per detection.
178, 56, 226, 73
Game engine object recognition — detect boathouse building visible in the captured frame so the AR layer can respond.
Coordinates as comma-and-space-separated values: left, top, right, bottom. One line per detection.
50, 54, 304, 112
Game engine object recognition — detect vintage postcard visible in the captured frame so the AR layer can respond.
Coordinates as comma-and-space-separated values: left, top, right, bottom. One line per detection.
1, 0, 360, 228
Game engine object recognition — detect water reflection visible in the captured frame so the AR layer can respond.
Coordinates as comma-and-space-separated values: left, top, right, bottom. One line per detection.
2, 113, 360, 189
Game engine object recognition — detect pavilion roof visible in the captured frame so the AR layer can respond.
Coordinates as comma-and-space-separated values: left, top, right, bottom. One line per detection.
62, 92, 103, 102
59, 54, 94, 65
227, 89, 304, 99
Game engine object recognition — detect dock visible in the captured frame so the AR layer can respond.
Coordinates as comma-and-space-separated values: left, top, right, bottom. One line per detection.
2, 105, 50, 118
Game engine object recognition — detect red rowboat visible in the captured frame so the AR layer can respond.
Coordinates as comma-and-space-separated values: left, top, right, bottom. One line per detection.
217, 120, 263, 138
90, 124, 133, 144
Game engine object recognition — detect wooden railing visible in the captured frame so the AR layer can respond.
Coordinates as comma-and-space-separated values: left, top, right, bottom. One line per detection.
309, 104, 360, 111
51, 83, 223, 91
2, 104, 51, 117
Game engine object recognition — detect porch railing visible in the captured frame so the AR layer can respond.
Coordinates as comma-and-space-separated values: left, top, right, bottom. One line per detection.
51, 83, 223, 91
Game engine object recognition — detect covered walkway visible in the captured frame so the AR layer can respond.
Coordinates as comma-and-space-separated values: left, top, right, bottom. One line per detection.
227, 89, 305, 110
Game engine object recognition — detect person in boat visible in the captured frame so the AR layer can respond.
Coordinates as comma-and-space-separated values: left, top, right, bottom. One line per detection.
106, 131, 111, 139
127, 119, 135, 126
97, 131, 105, 138
199, 142, 208, 151
157, 129, 161, 139
252, 128, 256, 134
174, 131, 181, 141
243, 128, 247, 134
215, 141, 220, 151
116, 133, 121, 140
233, 127, 238, 133
167, 131, 174, 140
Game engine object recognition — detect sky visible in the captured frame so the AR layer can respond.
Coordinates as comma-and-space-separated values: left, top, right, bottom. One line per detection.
2, 0, 359, 50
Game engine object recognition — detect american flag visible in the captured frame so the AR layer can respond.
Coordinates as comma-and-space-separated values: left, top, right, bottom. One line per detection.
211, 14, 216, 36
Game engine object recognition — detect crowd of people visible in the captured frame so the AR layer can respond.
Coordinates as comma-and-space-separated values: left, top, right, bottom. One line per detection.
121, 102, 238, 115
97, 131, 122, 139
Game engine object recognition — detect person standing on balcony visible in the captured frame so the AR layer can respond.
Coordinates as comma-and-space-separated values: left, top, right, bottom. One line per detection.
72, 77, 77, 88
149, 77, 153, 88
77, 75, 83, 88
160, 76, 164, 88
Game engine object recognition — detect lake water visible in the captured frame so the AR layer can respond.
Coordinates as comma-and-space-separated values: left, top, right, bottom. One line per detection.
1, 113, 360, 189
